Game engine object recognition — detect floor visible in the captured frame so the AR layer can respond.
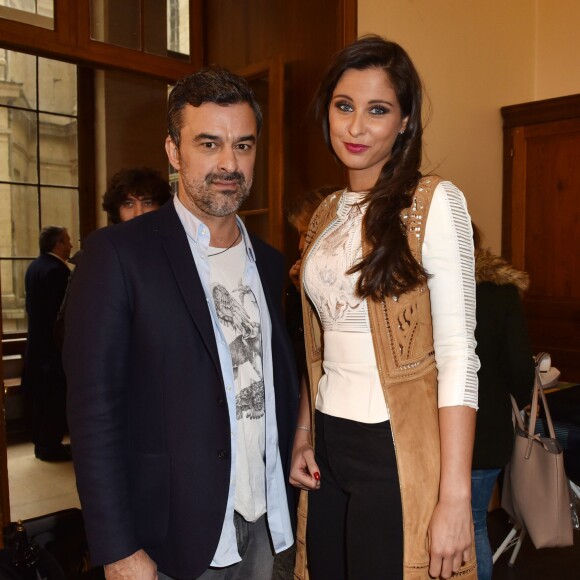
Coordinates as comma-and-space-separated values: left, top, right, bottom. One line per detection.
489, 508, 580, 580
6, 435, 80, 522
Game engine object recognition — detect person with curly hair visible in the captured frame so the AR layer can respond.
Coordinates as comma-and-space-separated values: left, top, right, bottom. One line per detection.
101, 166, 172, 224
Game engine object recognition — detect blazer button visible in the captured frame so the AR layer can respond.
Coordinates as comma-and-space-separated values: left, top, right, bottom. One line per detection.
217, 397, 225, 407
218, 449, 229, 460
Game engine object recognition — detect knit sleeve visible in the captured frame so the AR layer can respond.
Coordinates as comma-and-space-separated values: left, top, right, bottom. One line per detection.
422, 181, 479, 409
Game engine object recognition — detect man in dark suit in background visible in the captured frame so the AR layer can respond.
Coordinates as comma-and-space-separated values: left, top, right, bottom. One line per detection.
23, 226, 72, 461
64, 67, 298, 580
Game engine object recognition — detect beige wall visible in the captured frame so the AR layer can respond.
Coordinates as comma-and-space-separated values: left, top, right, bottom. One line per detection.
358, 0, 580, 252
536, 0, 580, 100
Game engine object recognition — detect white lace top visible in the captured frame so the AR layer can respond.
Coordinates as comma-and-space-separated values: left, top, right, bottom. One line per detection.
304, 181, 479, 423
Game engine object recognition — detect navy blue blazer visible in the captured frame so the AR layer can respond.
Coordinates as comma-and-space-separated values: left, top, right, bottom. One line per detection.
23, 253, 70, 389
63, 202, 299, 578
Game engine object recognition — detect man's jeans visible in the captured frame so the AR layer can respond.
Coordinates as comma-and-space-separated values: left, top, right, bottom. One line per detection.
157, 512, 274, 580
471, 468, 502, 580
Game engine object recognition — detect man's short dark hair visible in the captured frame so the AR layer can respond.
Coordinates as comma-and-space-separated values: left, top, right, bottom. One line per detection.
39, 226, 66, 254
167, 65, 263, 148
102, 167, 172, 224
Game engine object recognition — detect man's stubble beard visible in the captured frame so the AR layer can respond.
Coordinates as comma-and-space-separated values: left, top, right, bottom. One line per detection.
182, 170, 253, 218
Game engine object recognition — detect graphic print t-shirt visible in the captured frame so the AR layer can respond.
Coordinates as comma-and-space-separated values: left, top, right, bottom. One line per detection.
209, 239, 266, 522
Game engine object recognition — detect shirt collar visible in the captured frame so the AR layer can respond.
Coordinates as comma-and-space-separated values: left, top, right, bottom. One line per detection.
173, 194, 255, 262
47, 252, 68, 265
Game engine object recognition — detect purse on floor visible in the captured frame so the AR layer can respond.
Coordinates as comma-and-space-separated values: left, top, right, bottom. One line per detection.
501, 352, 575, 549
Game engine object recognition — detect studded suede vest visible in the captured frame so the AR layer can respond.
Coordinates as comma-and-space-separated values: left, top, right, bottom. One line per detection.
294, 176, 477, 580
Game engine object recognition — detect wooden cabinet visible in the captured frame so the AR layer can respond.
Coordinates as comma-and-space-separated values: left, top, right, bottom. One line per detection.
502, 94, 580, 382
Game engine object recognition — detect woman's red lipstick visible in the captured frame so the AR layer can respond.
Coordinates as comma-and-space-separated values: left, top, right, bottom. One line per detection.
344, 142, 369, 153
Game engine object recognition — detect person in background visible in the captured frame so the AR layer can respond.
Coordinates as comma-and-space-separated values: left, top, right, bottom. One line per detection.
64, 66, 298, 580
287, 186, 339, 291
471, 223, 535, 580
54, 167, 172, 349
101, 166, 172, 224
290, 35, 479, 580
285, 186, 338, 378
23, 226, 73, 461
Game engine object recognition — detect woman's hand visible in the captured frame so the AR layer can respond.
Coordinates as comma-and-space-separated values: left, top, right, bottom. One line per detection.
427, 497, 473, 579
429, 405, 476, 578
289, 436, 321, 491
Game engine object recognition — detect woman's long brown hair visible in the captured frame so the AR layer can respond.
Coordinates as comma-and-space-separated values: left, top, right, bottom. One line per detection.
314, 35, 428, 299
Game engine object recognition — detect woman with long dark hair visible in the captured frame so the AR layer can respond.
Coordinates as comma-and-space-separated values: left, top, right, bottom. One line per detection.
290, 36, 479, 580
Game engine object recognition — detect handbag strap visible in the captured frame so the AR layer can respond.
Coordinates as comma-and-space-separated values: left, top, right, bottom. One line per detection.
510, 394, 526, 431
509, 352, 558, 459
529, 352, 557, 439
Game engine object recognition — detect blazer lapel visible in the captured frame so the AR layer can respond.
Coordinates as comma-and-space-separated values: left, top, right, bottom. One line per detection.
155, 203, 222, 376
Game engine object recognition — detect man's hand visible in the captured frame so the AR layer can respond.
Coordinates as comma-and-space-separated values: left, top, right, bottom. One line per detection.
104, 549, 157, 580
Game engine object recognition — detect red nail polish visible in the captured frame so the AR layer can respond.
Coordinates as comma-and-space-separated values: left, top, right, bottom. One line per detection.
313, 472, 320, 481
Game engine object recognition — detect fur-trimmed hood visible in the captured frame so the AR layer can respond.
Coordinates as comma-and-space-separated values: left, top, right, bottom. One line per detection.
475, 247, 529, 293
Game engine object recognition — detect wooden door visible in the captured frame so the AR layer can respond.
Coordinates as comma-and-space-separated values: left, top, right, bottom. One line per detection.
237, 56, 285, 252
502, 95, 580, 382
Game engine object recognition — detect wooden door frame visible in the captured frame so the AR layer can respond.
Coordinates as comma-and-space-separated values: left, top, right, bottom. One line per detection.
340, 0, 358, 46
237, 56, 286, 251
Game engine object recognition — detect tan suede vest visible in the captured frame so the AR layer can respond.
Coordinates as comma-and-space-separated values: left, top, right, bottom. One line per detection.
294, 176, 477, 580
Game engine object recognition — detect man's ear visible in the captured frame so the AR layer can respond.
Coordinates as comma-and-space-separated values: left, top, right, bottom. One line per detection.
165, 136, 181, 170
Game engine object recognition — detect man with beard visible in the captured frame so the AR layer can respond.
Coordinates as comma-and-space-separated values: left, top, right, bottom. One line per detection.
63, 67, 298, 580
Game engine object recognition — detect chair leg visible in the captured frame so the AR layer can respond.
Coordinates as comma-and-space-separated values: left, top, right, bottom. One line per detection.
508, 527, 526, 567
493, 524, 520, 564
569, 479, 580, 501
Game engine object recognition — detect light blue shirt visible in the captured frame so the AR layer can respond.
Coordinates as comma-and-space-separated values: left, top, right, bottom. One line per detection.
173, 196, 293, 566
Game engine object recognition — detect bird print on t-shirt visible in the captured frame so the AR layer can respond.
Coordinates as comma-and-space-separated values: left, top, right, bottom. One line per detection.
212, 282, 264, 421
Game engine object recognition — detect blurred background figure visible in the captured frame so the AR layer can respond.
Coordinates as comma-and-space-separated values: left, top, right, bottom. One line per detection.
101, 166, 172, 224
22, 226, 73, 461
54, 167, 172, 349
471, 223, 535, 580
286, 186, 338, 375
287, 186, 338, 291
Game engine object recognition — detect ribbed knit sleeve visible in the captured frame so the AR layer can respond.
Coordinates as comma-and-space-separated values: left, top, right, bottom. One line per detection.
422, 181, 479, 409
